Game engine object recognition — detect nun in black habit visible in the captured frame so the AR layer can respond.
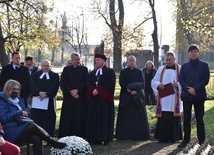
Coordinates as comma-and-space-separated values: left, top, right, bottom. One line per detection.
30, 60, 59, 137
115, 55, 150, 140
85, 53, 115, 145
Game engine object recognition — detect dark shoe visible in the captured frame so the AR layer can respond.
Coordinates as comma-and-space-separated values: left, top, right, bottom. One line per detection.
103, 141, 109, 146
90, 141, 102, 145
178, 140, 188, 148
199, 140, 205, 145
159, 140, 168, 143
51, 141, 66, 149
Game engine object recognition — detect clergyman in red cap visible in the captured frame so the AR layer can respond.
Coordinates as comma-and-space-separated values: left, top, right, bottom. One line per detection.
85, 53, 115, 145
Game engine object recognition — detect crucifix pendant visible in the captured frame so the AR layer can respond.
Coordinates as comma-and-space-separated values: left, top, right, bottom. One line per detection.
95, 81, 98, 87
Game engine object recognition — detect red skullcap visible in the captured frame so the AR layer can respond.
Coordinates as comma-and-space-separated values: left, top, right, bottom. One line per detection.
95, 53, 107, 61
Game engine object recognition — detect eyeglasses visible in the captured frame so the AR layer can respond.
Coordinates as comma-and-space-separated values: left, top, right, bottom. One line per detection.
11, 88, 20, 91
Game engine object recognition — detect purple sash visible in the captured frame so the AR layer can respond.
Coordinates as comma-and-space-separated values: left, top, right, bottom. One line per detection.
155, 63, 181, 117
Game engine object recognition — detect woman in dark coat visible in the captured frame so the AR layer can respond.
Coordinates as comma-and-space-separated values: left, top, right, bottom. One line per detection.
142, 60, 157, 105
115, 55, 150, 140
0, 80, 66, 155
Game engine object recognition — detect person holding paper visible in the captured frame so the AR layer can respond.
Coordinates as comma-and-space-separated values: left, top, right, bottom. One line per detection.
30, 60, 59, 137
178, 44, 210, 148
151, 52, 183, 143
58, 52, 88, 139
115, 55, 150, 140
0, 79, 66, 155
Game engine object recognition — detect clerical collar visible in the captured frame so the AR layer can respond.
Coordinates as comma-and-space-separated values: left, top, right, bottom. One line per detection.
166, 65, 175, 70
95, 68, 103, 76
128, 67, 135, 70
72, 65, 78, 68
39, 72, 50, 79
95, 65, 106, 76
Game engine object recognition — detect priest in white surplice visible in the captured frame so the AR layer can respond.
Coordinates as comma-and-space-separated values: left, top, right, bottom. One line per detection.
151, 52, 183, 143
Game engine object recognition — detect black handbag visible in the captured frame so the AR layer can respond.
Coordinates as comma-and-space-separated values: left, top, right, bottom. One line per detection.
13, 116, 34, 125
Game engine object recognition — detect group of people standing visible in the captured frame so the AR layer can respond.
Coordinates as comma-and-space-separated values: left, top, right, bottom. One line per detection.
117, 43, 209, 149
149, 44, 210, 148
0, 43, 210, 155
59, 52, 116, 146
0, 52, 66, 155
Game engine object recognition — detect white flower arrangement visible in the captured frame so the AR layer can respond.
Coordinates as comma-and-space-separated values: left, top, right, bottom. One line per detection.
50, 136, 93, 155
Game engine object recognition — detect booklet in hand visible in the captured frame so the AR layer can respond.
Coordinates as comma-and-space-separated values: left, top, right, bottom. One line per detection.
157, 82, 175, 98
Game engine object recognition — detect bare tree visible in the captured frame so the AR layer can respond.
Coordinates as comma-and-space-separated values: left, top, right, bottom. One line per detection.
148, 0, 159, 68
92, 0, 124, 71
130, 0, 160, 67
58, 11, 89, 62
103, 25, 145, 55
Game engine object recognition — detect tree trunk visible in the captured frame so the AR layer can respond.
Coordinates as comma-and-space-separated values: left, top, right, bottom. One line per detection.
24, 48, 28, 58
113, 32, 122, 71
51, 50, 55, 64
0, 24, 9, 67
61, 46, 64, 65
152, 32, 159, 68
38, 49, 41, 62
149, 0, 159, 68
109, 0, 124, 71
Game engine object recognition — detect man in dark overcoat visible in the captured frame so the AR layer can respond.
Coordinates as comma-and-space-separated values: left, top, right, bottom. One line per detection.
0, 52, 30, 107
178, 44, 210, 148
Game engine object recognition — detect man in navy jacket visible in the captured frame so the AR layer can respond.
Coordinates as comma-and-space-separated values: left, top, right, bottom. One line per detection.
0, 52, 30, 107
178, 44, 210, 148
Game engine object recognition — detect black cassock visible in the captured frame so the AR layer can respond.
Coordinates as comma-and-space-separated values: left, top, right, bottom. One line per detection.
115, 67, 150, 140
58, 65, 88, 138
30, 70, 59, 136
86, 66, 115, 143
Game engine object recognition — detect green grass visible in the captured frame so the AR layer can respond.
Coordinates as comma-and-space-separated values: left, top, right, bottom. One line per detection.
191, 100, 214, 144
55, 100, 214, 145
55, 71, 214, 144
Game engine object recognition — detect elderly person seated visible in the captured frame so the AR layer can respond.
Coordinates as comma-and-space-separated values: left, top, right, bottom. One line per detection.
0, 122, 20, 155
0, 79, 66, 155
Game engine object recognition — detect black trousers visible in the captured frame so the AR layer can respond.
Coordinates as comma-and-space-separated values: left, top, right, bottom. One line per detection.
144, 87, 156, 105
183, 101, 205, 144
15, 123, 52, 155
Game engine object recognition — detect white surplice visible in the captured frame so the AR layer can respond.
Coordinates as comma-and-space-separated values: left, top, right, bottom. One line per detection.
151, 65, 183, 112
